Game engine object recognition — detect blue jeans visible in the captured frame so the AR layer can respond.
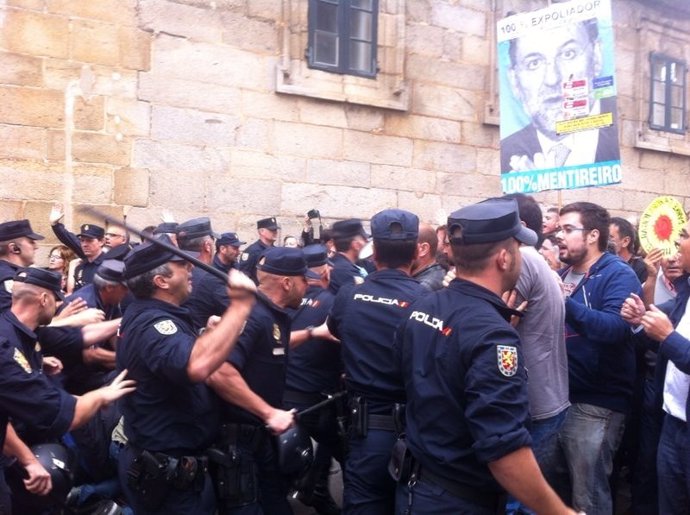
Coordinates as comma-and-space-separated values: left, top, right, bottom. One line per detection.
657, 414, 690, 515
632, 378, 662, 515
550, 403, 626, 515
506, 408, 568, 515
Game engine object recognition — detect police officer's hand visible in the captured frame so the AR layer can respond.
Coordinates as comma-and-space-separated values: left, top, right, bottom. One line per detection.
227, 269, 257, 300
204, 315, 221, 332
312, 321, 339, 342
100, 369, 136, 403
265, 408, 295, 435
54, 297, 88, 320
22, 459, 52, 496
42, 356, 63, 376
641, 304, 674, 342
621, 293, 645, 326
442, 268, 456, 287
49, 203, 65, 225
52, 307, 106, 328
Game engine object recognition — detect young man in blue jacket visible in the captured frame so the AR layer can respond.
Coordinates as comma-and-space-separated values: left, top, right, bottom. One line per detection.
552, 202, 642, 515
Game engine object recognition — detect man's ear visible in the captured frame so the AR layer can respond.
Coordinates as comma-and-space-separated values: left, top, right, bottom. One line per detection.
152, 274, 169, 290
587, 228, 600, 246
496, 248, 510, 271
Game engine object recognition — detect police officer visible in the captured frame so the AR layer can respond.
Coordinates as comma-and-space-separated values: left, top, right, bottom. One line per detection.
0, 219, 44, 312
116, 235, 256, 515
0, 268, 135, 512
393, 198, 579, 514
214, 232, 246, 272
329, 219, 369, 294
59, 260, 128, 394
239, 217, 280, 284
284, 244, 342, 515
327, 209, 426, 514
207, 247, 316, 515
177, 217, 228, 331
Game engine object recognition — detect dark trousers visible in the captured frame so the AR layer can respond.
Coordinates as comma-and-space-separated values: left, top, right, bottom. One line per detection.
344, 428, 397, 515
284, 397, 344, 497
0, 469, 10, 515
657, 414, 690, 515
395, 479, 497, 515
220, 433, 293, 515
118, 444, 216, 515
631, 378, 662, 515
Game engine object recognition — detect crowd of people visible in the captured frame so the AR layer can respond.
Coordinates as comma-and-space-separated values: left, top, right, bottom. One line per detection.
0, 194, 688, 515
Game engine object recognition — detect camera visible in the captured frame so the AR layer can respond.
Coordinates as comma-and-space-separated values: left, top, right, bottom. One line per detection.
307, 209, 320, 220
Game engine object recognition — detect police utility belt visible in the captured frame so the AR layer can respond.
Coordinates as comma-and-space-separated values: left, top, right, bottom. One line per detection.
205, 423, 266, 508
389, 436, 505, 512
127, 446, 208, 510
349, 395, 405, 436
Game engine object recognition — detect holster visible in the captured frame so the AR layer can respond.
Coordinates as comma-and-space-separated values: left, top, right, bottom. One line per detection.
388, 435, 413, 483
349, 396, 368, 438
127, 449, 208, 511
126, 450, 171, 511
207, 424, 261, 508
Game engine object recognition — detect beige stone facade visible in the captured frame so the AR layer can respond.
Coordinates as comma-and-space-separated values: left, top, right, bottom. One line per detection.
0, 0, 689, 258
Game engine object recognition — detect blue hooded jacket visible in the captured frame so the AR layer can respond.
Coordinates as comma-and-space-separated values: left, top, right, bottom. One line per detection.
560, 252, 642, 414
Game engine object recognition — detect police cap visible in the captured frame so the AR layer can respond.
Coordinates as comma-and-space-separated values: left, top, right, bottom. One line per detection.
257, 247, 320, 279
77, 224, 105, 239
0, 219, 45, 242
257, 217, 280, 230
302, 244, 330, 268
332, 219, 369, 240
14, 268, 64, 300
96, 259, 125, 283
447, 198, 537, 246
123, 235, 198, 279
217, 232, 245, 247
371, 209, 419, 241
176, 217, 216, 241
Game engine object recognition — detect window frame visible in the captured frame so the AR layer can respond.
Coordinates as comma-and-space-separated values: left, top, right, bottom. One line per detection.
307, 0, 379, 79
648, 52, 687, 135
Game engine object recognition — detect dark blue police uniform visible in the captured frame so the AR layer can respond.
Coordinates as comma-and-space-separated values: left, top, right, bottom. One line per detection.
238, 239, 269, 285
218, 293, 293, 515
213, 253, 236, 273
285, 283, 343, 507
183, 265, 231, 332
328, 268, 426, 514
394, 279, 532, 514
52, 222, 106, 292
0, 260, 21, 313
117, 298, 219, 515
393, 198, 539, 515
0, 310, 77, 445
328, 253, 364, 294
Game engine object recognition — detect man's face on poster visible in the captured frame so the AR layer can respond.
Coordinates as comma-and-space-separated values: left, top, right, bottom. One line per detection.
509, 21, 602, 140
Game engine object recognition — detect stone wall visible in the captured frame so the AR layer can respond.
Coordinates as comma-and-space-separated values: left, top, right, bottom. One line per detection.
0, 0, 688, 260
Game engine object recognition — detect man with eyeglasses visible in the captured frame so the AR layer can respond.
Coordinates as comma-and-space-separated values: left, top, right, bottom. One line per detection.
501, 18, 620, 173
550, 202, 641, 515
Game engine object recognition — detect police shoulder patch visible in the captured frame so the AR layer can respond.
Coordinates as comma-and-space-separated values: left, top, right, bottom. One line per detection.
13, 348, 32, 373
3, 279, 13, 293
241, 252, 249, 262
497, 345, 518, 377
154, 319, 178, 335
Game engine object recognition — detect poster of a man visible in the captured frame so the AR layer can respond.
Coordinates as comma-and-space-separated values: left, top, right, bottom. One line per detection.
498, 0, 622, 194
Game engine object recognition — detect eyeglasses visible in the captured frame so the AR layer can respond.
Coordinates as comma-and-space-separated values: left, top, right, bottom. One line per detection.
105, 233, 125, 238
48, 254, 64, 260
556, 225, 587, 235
